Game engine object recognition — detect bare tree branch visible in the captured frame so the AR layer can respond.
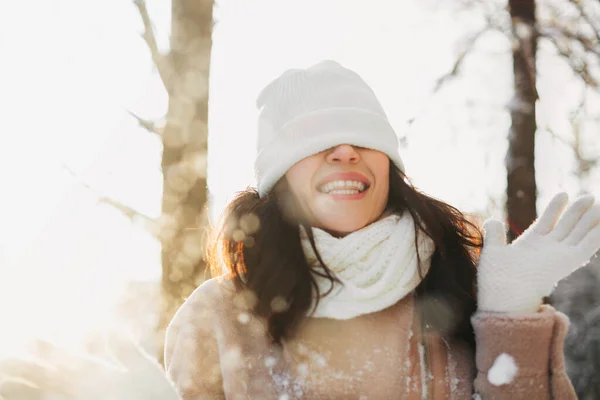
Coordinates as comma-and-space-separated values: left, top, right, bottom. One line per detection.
544, 126, 598, 174
538, 25, 600, 57
61, 163, 96, 192
128, 110, 160, 136
98, 196, 160, 233
541, 33, 600, 88
544, 126, 574, 148
567, 0, 600, 44
407, 16, 504, 126
570, 97, 599, 175
133, 0, 172, 92
432, 26, 491, 92
60, 163, 160, 236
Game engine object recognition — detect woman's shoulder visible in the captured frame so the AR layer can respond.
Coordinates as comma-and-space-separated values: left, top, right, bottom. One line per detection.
176, 275, 235, 317
167, 275, 234, 331
164, 277, 232, 377
188, 275, 235, 304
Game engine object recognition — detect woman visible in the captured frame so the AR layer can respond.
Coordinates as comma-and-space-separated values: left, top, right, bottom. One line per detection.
164, 60, 600, 399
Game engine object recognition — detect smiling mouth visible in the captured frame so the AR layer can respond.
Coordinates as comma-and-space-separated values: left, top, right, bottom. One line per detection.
318, 180, 370, 195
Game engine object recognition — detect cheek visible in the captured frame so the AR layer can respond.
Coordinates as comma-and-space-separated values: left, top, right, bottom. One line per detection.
285, 161, 315, 193
284, 162, 320, 219
287, 172, 313, 200
371, 158, 390, 205
372, 157, 390, 188
374, 177, 390, 203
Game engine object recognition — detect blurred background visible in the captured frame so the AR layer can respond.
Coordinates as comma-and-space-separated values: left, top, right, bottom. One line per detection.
0, 0, 599, 398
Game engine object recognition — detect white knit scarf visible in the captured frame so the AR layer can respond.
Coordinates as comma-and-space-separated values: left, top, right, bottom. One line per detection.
300, 212, 436, 320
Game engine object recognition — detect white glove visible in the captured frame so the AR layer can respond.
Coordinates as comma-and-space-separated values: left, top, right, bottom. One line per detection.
477, 192, 600, 313
0, 330, 181, 400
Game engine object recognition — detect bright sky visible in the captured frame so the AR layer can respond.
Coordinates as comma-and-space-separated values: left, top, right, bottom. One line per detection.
0, 0, 598, 354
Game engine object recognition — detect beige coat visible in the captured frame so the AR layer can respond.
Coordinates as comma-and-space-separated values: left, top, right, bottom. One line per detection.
165, 276, 576, 399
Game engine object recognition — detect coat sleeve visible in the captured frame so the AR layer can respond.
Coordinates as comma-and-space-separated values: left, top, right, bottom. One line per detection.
164, 279, 226, 400
471, 305, 576, 400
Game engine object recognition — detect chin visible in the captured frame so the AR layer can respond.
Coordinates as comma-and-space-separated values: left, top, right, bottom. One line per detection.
317, 218, 371, 237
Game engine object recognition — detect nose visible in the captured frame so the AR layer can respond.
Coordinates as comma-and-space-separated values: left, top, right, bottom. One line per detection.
325, 144, 360, 164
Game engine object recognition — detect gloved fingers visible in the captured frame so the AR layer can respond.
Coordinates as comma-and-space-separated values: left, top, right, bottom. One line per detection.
0, 378, 44, 400
579, 219, 600, 257
482, 219, 507, 247
0, 357, 69, 395
105, 329, 155, 371
0, 359, 51, 388
26, 338, 100, 376
565, 204, 600, 246
534, 192, 569, 235
550, 195, 595, 241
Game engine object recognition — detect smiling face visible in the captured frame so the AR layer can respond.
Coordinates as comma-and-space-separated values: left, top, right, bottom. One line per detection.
283, 144, 390, 237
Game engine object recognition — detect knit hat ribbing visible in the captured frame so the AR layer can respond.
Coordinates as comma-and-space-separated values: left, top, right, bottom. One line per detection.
254, 60, 405, 197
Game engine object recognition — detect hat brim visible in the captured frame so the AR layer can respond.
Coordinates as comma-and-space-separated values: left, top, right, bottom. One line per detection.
254, 107, 405, 197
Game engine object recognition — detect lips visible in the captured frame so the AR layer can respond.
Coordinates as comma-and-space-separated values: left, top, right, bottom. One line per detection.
315, 171, 372, 201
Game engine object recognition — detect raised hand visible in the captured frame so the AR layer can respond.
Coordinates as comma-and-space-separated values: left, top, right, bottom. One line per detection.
477, 193, 600, 313
0, 331, 181, 400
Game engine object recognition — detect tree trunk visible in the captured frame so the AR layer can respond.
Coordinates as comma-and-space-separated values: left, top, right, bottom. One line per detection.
157, 0, 214, 358
506, 0, 538, 242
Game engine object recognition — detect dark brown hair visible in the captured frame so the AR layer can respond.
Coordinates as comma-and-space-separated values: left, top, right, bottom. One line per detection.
207, 164, 482, 351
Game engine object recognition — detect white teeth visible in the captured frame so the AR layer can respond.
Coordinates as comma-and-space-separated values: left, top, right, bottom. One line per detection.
319, 180, 367, 194
329, 189, 360, 195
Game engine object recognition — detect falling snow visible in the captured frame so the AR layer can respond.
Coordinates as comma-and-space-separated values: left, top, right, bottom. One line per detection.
514, 20, 533, 40
237, 312, 250, 324
265, 356, 278, 368
487, 353, 518, 386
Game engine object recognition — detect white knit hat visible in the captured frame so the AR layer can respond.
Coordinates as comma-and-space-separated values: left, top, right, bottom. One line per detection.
254, 60, 405, 197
